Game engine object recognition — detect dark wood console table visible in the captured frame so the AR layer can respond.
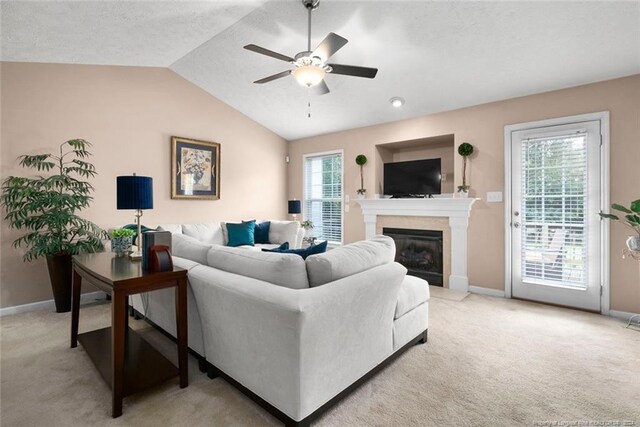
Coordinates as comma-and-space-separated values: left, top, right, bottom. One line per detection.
70, 252, 188, 417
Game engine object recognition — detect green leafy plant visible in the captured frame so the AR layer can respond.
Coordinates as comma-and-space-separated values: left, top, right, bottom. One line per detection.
457, 142, 474, 192
1, 139, 108, 261
599, 200, 640, 236
355, 154, 368, 194
109, 228, 136, 239
301, 220, 314, 230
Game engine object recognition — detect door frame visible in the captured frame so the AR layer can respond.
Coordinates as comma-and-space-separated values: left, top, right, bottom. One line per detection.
503, 112, 610, 314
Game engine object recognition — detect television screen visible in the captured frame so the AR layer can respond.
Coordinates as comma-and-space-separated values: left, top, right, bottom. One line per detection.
383, 158, 442, 196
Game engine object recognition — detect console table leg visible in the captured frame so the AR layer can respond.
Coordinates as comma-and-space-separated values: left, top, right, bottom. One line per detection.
70, 270, 82, 348
112, 291, 126, 418
176, 277, 188, 388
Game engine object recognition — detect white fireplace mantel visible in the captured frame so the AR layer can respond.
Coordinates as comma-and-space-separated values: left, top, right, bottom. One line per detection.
356, 198, 478, 292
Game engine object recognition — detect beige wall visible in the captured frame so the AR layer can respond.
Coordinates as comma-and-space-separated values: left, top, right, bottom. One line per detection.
288, 74, 640, 314
0, 62, 288, 309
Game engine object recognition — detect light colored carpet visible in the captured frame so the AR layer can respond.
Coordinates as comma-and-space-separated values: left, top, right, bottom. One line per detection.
1, 295, 639, 426
429, 285, 469, 301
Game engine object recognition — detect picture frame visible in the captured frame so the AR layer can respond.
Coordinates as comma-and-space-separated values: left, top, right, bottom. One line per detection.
171, 136, 220, 200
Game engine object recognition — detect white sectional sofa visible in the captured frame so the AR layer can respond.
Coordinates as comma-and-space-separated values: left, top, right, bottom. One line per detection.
131, 223, 429, 427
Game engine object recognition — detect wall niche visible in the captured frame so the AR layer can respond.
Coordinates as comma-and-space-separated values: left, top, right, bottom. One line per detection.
375, 134, 455, 195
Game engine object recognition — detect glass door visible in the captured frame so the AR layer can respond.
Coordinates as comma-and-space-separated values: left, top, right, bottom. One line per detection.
510, 121, 602, 311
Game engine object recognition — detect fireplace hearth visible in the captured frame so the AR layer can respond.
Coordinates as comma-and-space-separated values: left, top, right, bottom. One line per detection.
383, 227, 443, 286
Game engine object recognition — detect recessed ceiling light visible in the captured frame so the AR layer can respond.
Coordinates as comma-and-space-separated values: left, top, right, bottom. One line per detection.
390, 97, 405, 108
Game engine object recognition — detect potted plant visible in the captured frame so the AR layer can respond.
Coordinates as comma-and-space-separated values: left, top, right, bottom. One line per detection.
301, 220, 314, 238
110, 228, 135, 257
355, 154, 368, 199
599, 200, 640, 251
457, 142, 474, 198
1, 139, 107, 312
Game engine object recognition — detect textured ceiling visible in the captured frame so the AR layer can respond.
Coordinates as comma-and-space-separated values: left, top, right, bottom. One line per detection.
2, 1, 639, 140
0, 1, 263, 66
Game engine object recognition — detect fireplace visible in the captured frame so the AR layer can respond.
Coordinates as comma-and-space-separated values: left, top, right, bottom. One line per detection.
383, 228, 443, 286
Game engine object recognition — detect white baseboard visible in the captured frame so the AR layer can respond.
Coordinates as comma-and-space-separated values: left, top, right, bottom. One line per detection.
0, 291, 106, 317
609, 309, 640, 321
469, 285, 505, 298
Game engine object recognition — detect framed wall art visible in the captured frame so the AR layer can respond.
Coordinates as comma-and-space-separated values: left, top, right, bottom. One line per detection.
171, 136, 220, 200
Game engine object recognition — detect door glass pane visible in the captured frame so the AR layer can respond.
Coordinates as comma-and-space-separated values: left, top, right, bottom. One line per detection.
521, 134, 588, 288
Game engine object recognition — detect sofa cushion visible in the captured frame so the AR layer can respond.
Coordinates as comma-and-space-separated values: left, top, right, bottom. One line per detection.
171, 233, 213, 265
306, 235, 396, 287
182, 223, 224, 245
395, 275, 430, 319
157, 224, 183, 235
269, 220, 300, 245
227, 221, 255, 247
207, 245, 309, 289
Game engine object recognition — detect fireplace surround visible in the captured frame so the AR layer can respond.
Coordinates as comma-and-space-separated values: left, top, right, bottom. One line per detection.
357, 198, 477, 292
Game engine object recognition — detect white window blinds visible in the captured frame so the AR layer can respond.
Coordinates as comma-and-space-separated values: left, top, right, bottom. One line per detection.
521, 133, 588, 288
304, 152, 343, 244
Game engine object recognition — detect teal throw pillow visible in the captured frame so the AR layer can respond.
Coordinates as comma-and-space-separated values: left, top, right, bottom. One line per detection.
226, 221, 255, 247
245, 220, 270, 244
264, 240, 328, 259
261, 242, 289, 252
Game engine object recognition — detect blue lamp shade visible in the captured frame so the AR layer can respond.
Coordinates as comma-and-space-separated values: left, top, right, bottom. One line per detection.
117, 176, 154, 210
288, 200, 301, 215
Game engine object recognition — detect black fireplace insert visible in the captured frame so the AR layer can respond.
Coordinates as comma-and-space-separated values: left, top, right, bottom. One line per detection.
383, 227, 443, 286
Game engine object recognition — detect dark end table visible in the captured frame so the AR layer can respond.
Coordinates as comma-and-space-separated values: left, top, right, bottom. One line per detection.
70, 252, 188, 417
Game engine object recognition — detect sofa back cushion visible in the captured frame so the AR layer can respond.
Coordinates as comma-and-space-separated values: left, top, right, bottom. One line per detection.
207, 246, 309, 289
182, 223, 224, 245
157, 224, 183, 235
268, 220, 300, 245
306, 235, 396, 287
171, 233, 213, 265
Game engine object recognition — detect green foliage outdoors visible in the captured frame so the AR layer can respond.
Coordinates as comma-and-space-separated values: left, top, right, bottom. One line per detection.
599, 200, 640, 236
0, 139, 108, 261
109, 228, 136, 238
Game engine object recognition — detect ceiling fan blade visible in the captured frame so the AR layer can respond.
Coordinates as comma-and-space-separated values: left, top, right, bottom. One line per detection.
312, 32, 348, 61
328, 63, 378, 79
311, 80, 330, 96
244, 44, 294, 63
253, 70, 292, 84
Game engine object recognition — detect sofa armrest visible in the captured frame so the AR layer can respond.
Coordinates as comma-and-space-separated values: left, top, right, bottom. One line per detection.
188, 261, 406, 421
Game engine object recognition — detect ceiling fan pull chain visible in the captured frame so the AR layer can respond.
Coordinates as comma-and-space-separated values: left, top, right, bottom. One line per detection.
307, 5, 312, 52
308, 101, 311, 118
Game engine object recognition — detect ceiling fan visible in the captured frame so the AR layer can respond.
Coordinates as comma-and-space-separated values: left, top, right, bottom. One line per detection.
244, 0, 378, 95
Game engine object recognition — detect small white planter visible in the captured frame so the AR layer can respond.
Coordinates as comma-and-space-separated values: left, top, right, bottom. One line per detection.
357, 192, 366, 200
457, 190, 469, 199
627, 236, 640, 251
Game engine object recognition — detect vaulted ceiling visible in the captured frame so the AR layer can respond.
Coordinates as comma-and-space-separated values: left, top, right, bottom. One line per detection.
2, 1, 639, 140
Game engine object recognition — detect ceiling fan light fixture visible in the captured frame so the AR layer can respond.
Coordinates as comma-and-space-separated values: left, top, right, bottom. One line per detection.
292, 65, 326, 87
390, 97, 405, 108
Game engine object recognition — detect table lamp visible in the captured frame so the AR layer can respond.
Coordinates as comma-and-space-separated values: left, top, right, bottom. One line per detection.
288, 199, 302, 221
117, 174, 153, 259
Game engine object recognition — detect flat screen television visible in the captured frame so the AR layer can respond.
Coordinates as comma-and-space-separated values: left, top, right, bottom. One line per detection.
383, 158, 442, 197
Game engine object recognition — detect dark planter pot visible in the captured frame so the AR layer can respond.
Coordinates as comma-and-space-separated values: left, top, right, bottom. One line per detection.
46, 253, 73, 313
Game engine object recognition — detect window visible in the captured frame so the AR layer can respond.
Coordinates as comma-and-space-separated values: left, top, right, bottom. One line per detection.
303, 151, 343, 244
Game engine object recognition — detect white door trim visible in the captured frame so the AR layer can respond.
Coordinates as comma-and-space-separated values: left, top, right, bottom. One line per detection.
504, 111, 610, 314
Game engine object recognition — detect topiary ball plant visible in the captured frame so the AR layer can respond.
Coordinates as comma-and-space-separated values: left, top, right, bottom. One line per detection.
355, 154, 368, 195
457, 142, 474, 192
